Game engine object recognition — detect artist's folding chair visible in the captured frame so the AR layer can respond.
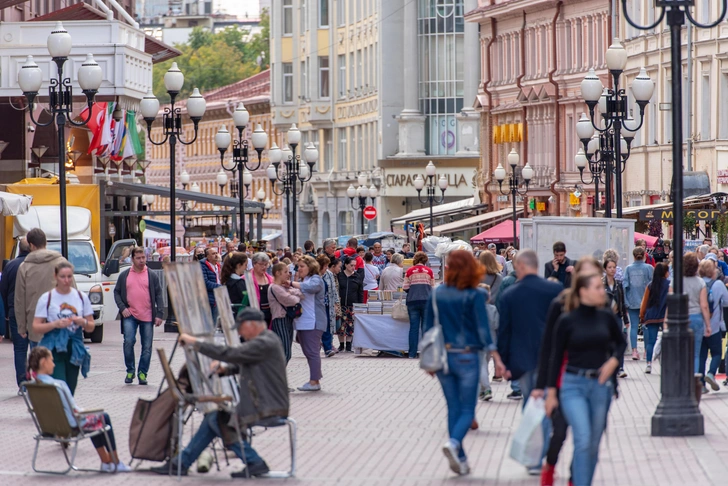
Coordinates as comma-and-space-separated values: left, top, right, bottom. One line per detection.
247, 416, 298, 478
21, 381, 114, 475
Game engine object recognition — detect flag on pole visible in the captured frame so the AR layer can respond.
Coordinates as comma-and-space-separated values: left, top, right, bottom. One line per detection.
80, 102, 107, 155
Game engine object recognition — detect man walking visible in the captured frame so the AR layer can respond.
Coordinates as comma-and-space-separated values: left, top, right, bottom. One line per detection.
0, 238, 30, 392
201, 247, 222, 324
114, 247, 165, 385
623, 246, 654, 360
544, 241, 575, 288
498, 249, 562, 474
335, 237, 364, 274
15, 229, 70, 355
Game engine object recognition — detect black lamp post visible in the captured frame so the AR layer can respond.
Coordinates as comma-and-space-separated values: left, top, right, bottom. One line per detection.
140, 63, 207, 262
494, 149, 532, 247
215, 103, 268, 243
578, 40, 654, 218
347, 173, 378, 234
414, 161, 448, 235
624, 0, 728, 437
18, 22, 103, 259
266, 124, 318, 249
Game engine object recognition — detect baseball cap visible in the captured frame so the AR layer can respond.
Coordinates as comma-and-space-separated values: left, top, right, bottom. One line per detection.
487, 243, 497, 250
233, 308, 265, 329
705, 253, 719, 263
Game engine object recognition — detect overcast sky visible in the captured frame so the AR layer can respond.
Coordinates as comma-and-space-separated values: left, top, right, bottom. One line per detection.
217, 0, 260, 18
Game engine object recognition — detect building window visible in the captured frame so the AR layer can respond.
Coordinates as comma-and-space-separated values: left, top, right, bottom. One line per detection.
283, 63, 293, 103
349, 126, 356, 170
300, 0, 306, 31
701, 70, 711, 140
324, 129, 333, 171
357, 49, 362, 90
338, 127, 347, 169
319, 0, 329, 27
360, 124, 365, 169
283, 0, 293, 35
319, 56, 330, 98
720, 70, 728, 140
300, 59, 307, 101
337, 0, 345, 26
338, 54, 346, 98
363, 46, 368, 92
349, 51, 355, 94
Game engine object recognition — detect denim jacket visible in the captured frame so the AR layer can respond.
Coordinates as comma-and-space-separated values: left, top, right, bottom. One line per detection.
423, 285, 495, 352
623, 261, 654, 309
40, 327, 90, 378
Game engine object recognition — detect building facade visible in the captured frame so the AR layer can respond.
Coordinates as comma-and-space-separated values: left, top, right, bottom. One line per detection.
146, 70, 283, 241
270, 0, 481, 242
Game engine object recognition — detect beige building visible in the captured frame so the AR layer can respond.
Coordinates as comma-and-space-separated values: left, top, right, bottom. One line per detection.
146, 70, 284, 242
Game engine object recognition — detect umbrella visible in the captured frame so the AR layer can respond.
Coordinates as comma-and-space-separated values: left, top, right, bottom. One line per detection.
0, 191, 32, 216
634, 232, 659, 248
470, 220, 519, 244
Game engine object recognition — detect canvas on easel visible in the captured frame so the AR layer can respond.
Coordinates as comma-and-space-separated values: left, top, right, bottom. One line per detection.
213, 287, 239, 346
164, 262, 215, 336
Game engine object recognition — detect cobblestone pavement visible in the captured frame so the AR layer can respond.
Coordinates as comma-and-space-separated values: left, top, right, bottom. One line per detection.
2, 329, 728, 485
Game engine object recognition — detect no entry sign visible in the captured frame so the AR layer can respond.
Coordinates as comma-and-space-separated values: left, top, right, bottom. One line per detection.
363, 205, 377, 220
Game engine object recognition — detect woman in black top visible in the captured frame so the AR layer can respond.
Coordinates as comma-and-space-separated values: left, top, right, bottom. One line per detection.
337, 256, 364, 352
220, 252, 248, 318
603, 258, 629, 378
545, 273, 626, 486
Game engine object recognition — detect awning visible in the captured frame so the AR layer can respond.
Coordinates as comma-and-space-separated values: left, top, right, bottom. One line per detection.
261, 232, 283, 242
470, 219, 520, 244
634, 232, 659, 248
390, 197, 485, 225
432, 207, 523, 235
101, 180, 264, 212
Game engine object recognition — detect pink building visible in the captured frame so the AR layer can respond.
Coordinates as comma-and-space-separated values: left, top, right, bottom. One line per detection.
467, 0, 611, 216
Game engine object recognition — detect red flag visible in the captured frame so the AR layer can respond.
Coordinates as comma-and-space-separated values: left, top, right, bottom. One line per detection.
82, 102, 107, 155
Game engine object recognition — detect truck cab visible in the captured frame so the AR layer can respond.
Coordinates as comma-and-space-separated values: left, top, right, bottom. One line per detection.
12, 206, 106, 342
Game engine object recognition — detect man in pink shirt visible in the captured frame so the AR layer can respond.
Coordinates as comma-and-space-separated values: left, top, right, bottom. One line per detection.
113, 247, 165, 385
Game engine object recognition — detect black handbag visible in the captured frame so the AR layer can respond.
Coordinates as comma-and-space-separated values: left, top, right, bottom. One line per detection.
271, 289, 303, 320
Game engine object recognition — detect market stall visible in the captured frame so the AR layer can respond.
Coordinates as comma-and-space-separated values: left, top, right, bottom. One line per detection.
351, 291, 409, 354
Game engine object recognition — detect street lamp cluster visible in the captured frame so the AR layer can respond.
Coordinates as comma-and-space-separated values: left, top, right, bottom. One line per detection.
576, 40, 654, 218
18, 22, 104, 259
215, 103, 269, 242
495, 149, 533, 246
347, 173, 378, 234
266, 124, 318, 249
415, 161, 448, 235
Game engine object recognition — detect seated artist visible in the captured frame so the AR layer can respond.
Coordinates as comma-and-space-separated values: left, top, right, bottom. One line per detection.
28, 346, 131, 472
151, 308, 289, 478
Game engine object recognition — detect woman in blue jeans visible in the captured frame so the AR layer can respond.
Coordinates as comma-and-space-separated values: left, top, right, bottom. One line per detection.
403, 251, 435, 358
698, 259, 727, 393
422, 250, 504, 476
545, 273, 626, 486
678, 252, 712, 373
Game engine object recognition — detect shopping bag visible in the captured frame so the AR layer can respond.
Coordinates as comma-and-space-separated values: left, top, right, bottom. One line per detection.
419, 288, 448, 374
653, 331, 663, 361
509, 397, 545, 468
392, 297, 409, 321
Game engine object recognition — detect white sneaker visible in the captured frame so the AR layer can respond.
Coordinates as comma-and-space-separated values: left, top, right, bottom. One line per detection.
442, 439, 461, 474
297, 382, 321, 392
115, 461, 132, 472
645, 364, 652, 374
100, 462, 114, 473
458, 459, 470, 475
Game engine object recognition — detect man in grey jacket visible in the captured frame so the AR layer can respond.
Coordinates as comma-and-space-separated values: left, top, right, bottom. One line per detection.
151, 308, 288, 478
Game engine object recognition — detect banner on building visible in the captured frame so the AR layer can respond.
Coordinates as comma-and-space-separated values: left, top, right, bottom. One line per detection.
638, 208, 725, 222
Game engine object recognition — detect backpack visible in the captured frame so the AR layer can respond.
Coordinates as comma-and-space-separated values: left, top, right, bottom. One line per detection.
707, 279, 718, 317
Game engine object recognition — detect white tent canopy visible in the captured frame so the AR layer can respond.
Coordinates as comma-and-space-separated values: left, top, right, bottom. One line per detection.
0, 191, 32, 216
390, 196, 480, 225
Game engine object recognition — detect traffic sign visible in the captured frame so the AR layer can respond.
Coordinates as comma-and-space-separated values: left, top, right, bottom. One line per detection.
363, 206, 377, 220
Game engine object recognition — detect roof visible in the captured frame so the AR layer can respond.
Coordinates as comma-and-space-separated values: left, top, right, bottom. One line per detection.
30, 3, 181, 64
204, 70, 270, 102
390, 197, 482, 225
432, 207, 524, 235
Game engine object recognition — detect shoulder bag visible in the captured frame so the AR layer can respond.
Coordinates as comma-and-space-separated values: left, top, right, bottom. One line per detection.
419, 288, 448, 374
392, 296, 409, 321
271, 288, 303, 320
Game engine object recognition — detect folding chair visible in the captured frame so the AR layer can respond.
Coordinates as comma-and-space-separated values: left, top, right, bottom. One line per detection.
21, 381, 114, 475
247, 416, 298, 478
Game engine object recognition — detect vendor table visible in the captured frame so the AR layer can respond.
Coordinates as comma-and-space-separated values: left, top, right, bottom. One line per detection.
352, 313, 410, 353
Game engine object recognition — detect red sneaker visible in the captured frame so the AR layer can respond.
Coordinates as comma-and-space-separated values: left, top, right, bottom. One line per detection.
540, 464, 555, 486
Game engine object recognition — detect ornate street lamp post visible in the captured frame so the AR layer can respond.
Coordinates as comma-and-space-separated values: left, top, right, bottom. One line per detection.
623, 0, 728, 437
19, 22, 103, 258
494, 149, 533, 247
266, 124, 318, 248
414, 161, 448, 235
215, 103, 268, 242
140, 63, 207, 262
579, 40, 654, 218
347, 173, 378, 234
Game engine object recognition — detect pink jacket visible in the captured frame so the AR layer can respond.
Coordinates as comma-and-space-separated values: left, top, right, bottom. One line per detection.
268, 283, 302, 320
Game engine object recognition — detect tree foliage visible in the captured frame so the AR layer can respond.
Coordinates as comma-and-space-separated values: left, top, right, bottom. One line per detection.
152, 10, 270, 103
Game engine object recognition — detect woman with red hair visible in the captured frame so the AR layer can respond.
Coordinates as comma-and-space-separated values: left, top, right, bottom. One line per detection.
422, 250, 504, 476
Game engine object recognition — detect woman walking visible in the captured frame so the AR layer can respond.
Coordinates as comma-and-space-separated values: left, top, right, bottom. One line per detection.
678, 252, 711, 373
698, 259, 727, 392
403, 251, 435, 358
249, 253, 274, 327
32, 261, 94, 395
623, 247, 654, 360
337, 256, 363, 353
639, 262, 670, 374
221, 252, 249, 317
317, 255, 340, 358
290, 256, 326, 391
268, 263, 302, 363
545, 273, 626, 486
479, 251, 503, 304
422, 250, 503, 476
603, 258, 630, 378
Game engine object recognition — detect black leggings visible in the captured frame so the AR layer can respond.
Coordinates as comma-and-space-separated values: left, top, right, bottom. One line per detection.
89, 413, 117, 451
546, 405, 568, 467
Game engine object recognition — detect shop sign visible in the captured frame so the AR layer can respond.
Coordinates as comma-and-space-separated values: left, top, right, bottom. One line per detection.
639, 208, 725, 222
718, 169, 728, 184
383, 168, 475, 197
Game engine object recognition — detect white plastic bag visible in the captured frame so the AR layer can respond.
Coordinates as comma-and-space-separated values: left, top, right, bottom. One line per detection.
509, 397, 545, 467
653, 331, 663, 361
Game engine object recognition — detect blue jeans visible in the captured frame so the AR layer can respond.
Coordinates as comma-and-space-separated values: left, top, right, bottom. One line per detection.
122, 316, 154, 376
688, 313, 705, 373
407, 302, 426, 358
9, 317, 29, 387
519, 369, 551, 466
627, 309, 640, 349
322, 330, 333, 352
511, 380, 522, 394
436, 352, 480, 461
179, 411, 263, 470
644, 323, 661, 363
699, 332, 722, 381
559, 373, 613, 486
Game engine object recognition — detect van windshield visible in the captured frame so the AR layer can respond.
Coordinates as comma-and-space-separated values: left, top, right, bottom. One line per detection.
46, 242, 98, 275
